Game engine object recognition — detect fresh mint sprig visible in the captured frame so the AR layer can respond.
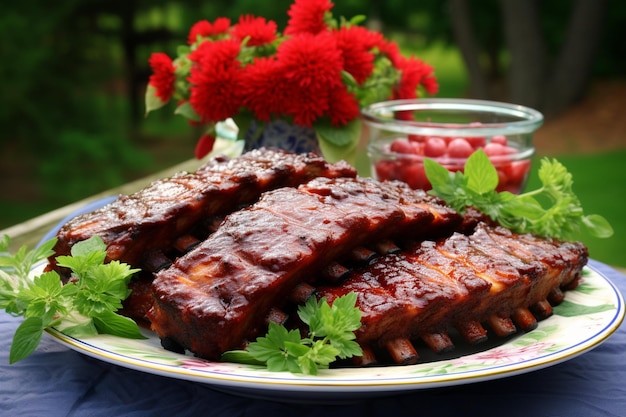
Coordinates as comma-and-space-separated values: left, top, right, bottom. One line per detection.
222, 292, 363, 375
0, 235, 145, 364
424, 149, 614, 240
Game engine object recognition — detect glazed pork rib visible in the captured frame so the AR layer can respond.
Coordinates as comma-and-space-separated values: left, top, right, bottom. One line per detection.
48, 148, 356, 274
148, 176, 463, 360
45, 147, 590, 366
316, 222, 588, 365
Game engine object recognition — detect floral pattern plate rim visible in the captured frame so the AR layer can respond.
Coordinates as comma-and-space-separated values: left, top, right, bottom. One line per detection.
42, 262, 624, 401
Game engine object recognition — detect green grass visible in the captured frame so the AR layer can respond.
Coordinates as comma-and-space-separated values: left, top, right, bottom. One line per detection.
525, 150, 626, 268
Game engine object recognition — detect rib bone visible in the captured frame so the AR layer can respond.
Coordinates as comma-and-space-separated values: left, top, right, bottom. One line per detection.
385, 338, 419, 365
421, 331, 455, 353
456, 320, 488, 345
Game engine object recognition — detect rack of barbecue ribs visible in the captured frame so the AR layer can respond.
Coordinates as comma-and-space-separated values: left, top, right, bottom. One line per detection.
47, 148, 589, 366
315, 223, 587, 365
147, 175, 464, 360
48, 148, 356, 273
45, 148, 357, 321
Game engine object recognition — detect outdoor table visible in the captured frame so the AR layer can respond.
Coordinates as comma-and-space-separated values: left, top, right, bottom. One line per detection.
1, 159, 624, 417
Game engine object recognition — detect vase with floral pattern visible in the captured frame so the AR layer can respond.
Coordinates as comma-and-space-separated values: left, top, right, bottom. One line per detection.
243, 119, 321, 154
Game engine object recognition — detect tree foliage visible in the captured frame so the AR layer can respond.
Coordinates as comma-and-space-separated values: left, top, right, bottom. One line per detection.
1, 0, 624, 214
411, 0, 624, 115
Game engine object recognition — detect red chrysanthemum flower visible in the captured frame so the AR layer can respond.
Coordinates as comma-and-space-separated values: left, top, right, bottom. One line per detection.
188, 20, 211, 44
332, 26, 383, 84
285, 0, 333, 35
232, 15, 278, 46
392, 56, 439, 100
187, 17, 232, 44
148, 52, 176, 102
212, 17, 231, 34
327, 86, 360, 126
188, 39, 244, 122
377, 39, 403, 67
241, 57, 287, 121
420, 62, 439, 95
275, 32, 344, 126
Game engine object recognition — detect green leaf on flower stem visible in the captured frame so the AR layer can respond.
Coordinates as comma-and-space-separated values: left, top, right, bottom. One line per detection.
144, 85, 168, 115
315, 118, 360, 147
347, 14, 367, 26
174, 101, 202, 122
316, 118, 361, 164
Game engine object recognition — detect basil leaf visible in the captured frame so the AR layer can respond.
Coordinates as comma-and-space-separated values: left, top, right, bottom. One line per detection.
465, 149, 498, 194
92, 311, 147, 339
10, 317, 44, 364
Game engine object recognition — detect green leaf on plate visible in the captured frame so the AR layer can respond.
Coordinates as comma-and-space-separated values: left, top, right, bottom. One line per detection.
93, 310, 147, 339
10, 317, 44, 364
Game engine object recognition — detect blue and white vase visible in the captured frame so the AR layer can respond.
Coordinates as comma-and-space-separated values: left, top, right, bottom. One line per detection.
243, 119, 321, 154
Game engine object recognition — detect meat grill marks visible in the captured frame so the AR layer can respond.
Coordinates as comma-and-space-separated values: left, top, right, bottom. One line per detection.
315, 222, 588, 365
148, 176, 463, 360
47, 148, 356, 275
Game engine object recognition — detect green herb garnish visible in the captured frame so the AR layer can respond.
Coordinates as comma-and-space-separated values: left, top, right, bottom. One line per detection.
0, 235, 145, 363
222, 292, 363, 375
424, 149, 613, 240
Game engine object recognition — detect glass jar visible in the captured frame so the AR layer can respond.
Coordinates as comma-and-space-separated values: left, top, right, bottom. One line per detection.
362, 98, 543, 193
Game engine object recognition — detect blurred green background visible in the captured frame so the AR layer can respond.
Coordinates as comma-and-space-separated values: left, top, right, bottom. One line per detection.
1, 0, 625, 267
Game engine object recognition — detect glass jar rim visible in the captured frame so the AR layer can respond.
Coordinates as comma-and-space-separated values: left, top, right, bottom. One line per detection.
361, 98, 544, 137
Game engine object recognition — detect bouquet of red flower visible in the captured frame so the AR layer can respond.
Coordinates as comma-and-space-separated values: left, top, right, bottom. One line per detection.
145, 0, 438, 162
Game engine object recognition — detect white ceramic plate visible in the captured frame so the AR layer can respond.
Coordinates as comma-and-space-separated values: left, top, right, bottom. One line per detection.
42, 264, 624, 402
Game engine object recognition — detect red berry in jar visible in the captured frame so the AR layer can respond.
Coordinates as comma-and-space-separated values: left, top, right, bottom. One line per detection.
373, 160, 397, 182
389, 138, 415, 154
465, 136, 486, 148
408, 134, 428, 143
397, 162, 430, 190
424, 137, 447, 157
499, 159, 531, 193
410, 141, 424, 155
447, 138, 474, 158
484, 142, 508, 156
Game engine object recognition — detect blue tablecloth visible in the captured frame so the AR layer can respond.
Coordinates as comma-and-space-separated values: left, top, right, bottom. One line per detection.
1, 259, 624, 417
